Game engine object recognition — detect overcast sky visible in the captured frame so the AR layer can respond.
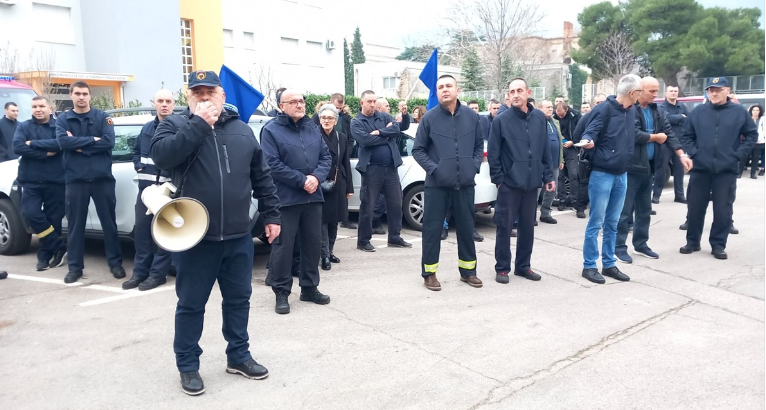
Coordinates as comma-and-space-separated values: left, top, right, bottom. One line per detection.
342, 0, 765, 48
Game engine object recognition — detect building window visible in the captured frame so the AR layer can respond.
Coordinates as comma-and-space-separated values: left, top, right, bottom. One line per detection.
33, 3, 74, 44
383, 77, 397, 90
243, 32, 255, 50
223, 29, 234, 48
280, 37, 300, 65
306, 41, 323, 67
181, 19, 194, 84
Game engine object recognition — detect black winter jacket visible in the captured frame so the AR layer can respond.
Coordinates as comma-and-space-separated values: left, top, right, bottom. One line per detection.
13, 115, 64, 184
259, 113, 332, 208
580, 96, 636, 175
630, 103, 682, 175
553, 108, 582, 142
55, 108, 115, 183
133, 117, 170, 183
151, 108, 281, 242
350, 111, 403, 172
680, 99, 758, 174
0, 116, 19, 161
659, 99, 689, 141
488, 102, 554, 191
412, 101, 484, 190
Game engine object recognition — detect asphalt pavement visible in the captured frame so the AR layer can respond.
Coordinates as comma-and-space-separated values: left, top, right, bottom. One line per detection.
0, 176, 763, 409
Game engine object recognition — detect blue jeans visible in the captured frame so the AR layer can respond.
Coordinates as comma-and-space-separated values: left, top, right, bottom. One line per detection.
583, 171, 627, 269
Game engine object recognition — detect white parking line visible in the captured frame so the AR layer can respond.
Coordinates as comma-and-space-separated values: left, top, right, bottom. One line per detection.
79, 285, 175, 307
8, 273, 83, 287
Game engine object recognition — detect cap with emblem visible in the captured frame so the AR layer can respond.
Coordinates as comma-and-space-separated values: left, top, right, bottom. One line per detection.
704, 77, 730, 90
188, 70, 221, 89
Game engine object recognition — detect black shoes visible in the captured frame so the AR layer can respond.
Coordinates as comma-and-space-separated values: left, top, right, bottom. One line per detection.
712, 249, 728, 260
602, 266, 630, 281
388, 238, 412, 248
679, 244, 701, 254
180, 371, 205, 396
751, 175, 758, 179
674, 197, 687, 204
36, 258, 50, 271
540, 216, 557, 224
329, 254, 340, 263
357, 242, 375, 252
441, 228, 448, 240
582, 268, 605, 284
650, 210, 657, 215
122, 276, 144, 290
275, 291, 290, 314
139, 277, 166, 291
510, 229, 517, 237
50, 249, 67, 268
679, 222, 688, 230
64, 270, 82, 284
496, 271, 509, 284
730, 225, 739, 235
300, 287, 331, 305
371, 226, 386, 235
651, 197, 660, 204
473, 230, 484, 242
576, 210, 586, 219
760, 169, 765, 176
515, 269, 541, 281
0, 270, 7, 280
226, 358, 269, 380
321, 257, 331, 271
110, 266, 126, 279
340, 221, 357, 229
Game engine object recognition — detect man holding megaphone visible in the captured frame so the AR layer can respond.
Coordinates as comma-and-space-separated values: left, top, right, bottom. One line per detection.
151, 70, 281, 396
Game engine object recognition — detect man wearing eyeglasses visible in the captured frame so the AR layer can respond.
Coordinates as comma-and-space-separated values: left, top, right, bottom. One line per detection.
261, 90, 332, 314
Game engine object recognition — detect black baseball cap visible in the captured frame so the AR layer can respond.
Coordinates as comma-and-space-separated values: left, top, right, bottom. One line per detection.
705, 77, 730, 90
188, 70, 221, 88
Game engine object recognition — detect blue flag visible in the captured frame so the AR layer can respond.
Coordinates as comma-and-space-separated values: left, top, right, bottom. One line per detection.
418, 48, 439, 110
219, 64, 264, 123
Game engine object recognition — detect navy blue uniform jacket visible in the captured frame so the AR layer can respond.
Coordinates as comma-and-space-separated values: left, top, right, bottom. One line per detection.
55, 108, 115, 183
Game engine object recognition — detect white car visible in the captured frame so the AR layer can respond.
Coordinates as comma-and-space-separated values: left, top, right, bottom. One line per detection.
347, 123, 498, 230
0, 109, 273, 255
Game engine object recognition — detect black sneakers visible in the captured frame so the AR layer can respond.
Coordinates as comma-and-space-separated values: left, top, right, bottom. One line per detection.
300, 287, 331, 305
139, 277, 166, 291
110, 266, 126, 279
50, 249, 67, 268
64, 270, 83, 284
576, 210, 586, 219
275, 292, 290, 314
473, 230, 484, 242
180, 371, 205, 396
36, 258, 50, 271
226, 358, 269, 380
357, 242, 375, 252
0, 271, 7, 280
387, 238, 412, 248
515, 269, 542, 281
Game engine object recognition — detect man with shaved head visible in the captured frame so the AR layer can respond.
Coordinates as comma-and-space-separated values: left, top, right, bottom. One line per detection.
122, 89, 176, 291
614, 76, 690, 264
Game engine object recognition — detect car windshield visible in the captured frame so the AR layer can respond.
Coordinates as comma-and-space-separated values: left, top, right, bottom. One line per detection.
0, 88, 37, 121
113, 125, 142, 162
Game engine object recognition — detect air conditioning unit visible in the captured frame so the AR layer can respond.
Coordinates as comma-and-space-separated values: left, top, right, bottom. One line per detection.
0, 0, 18, 5
326, 40, 336, 50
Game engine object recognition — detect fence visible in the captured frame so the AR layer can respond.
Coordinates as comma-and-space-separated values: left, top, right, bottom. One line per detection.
459, 87, 547, 103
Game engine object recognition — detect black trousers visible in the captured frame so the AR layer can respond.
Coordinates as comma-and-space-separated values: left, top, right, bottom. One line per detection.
66, 180, 122, 272
21, 183, 65, 262
616, 173, 652, 253
741, 143, 764, 177
421, 187, 476, 278
686, 171, 737, 250
557, 148, 580, 205
575, 150, 590, 211
494, 185, 537, 273
358, 165, 402, 244
653, 145, 685, 200
133, 181, 172, 280
267, 203, 322, 295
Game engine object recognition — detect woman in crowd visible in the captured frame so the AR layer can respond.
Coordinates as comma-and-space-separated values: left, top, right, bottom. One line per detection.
316, 104, 353, 270
412, 106, 427, 123
743, 104, 764, 178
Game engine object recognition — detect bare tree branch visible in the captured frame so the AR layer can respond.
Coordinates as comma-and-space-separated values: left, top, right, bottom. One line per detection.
248, 62, 280, 111
596, 31, 641, 85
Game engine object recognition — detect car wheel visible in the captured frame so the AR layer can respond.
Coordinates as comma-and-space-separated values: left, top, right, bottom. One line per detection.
0, 198, 31, 255
403, 184, 424, 231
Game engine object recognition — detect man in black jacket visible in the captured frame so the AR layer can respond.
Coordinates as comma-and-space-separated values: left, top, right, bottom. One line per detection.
152, 71, 282, 395
12, 96, 66, 271
488, 78, 555, 284
553, 102, 582, 211
615, 77, 691, 264
578, 75, 642, 284
351, 90, 412, 251
413, 75, 484, 291
656, 85, 690, 203
0, 102, 19, 161
261, 89, 332, 315
122, 90, 175, 291
56, 81, 124, 284
679, 77, 758, 260
331, 93, 358, 230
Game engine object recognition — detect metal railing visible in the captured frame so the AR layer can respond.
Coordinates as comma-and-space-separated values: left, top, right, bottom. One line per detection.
459, 87, 547, 102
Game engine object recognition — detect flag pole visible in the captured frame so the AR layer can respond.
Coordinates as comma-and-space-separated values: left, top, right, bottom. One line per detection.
404, 77, 422, 101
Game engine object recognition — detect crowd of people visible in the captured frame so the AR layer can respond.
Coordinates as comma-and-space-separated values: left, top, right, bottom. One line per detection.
0, 69, 762, 396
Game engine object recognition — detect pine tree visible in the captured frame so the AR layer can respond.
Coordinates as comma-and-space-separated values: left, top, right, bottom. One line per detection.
343, 38, 353, 96
351, 27, 366, 64
460, 47, 485, 91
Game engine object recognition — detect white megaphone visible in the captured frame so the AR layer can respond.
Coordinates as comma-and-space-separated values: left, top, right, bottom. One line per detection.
141, 182, 209, 252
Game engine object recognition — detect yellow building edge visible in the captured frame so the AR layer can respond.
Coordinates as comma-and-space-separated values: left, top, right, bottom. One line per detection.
179, 0, 224, 75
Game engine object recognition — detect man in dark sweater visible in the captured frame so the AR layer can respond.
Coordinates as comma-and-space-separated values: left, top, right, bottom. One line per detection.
0, 102, 19, 161
553, 102, 582, 211
656, 85, 690, 203
351, 90, 412, 252
488, 78, 555, 284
